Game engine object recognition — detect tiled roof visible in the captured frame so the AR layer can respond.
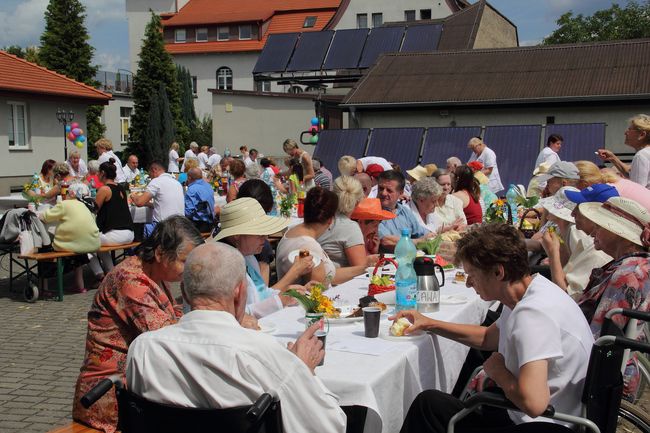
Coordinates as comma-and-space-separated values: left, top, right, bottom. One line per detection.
166, 10, 336, 55
0, 51, 111, 103
164, 0, 341, 26
342, 39, 650, 107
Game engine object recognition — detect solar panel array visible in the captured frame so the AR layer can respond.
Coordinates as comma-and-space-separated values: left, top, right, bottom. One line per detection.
253, 24, 443, 74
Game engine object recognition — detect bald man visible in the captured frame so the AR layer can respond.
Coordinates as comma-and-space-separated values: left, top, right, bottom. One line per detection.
185, 167, 215, 233
124, 155, 139, 183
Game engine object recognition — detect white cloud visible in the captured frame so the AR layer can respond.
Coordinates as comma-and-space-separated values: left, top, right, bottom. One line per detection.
94, 51, 129, 71
0, 0, 48, 47
82, 0, 127, 27
520, 38, 542, 47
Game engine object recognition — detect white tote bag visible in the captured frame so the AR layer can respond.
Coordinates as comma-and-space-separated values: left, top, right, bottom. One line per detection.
19, 219, 35, 255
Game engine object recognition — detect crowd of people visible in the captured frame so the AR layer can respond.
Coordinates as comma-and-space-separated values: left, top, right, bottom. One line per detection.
42, 115, 650, 433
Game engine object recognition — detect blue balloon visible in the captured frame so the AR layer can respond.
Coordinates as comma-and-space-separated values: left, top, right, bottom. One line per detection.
65, 125, 71, 133
78, 135, 86, 142
310, 117, 319, 126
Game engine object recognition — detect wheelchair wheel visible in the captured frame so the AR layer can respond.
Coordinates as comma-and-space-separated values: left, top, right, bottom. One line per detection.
23, 280, 39, 303
618, 400, 650, 432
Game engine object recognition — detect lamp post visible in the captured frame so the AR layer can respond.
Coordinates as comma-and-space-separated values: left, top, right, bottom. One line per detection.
56, 108, 74, 160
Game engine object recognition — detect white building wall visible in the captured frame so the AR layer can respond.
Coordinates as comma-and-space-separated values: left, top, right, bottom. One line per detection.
126, 0, 179, 72
334, 0, 455, 29
100, 95, 134, 154
0, 96, 88, 194
351, 103, 650, 155
212, 93, 316, 157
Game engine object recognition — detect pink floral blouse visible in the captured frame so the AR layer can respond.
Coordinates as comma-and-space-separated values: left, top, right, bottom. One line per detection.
72, 256, 181, 432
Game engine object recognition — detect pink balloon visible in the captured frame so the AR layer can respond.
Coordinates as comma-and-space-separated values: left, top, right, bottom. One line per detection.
70, 122, 79, 129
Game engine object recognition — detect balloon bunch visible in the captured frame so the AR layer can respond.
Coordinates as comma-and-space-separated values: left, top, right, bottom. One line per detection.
308, 116, 325, 144
66, 122, 87, 148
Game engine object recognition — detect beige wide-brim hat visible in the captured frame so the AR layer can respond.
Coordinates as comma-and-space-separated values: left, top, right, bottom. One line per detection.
539, 186, 579, 223
406, 165, 429, 182
212, 197, 289, 242
579, 196, 650, 247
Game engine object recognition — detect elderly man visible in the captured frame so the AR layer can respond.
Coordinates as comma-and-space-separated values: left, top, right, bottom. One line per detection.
126, 242, 347, 433
123, 155, 139, 183
394, 223, 593, 433
181, 141, 199, 172
130, 160, 184, 237
446, 156, 461, 175
185, 167, 215, 233
467, 137, 504, 194
377, 170, 430, 250
67, 150, 88, 179
354, 172, 372, 197
207, 147, 221, 170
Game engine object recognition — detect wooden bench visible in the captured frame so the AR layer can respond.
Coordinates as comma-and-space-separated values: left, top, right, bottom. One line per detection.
47, 421, 103, 433
19, 242, 141, 302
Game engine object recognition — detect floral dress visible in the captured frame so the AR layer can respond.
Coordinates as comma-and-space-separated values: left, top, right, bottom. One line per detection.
72, 256, 181, 432
578, 252, 650, 400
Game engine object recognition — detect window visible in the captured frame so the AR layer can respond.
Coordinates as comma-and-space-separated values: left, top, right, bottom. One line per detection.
372, 13, 383, 28
119, 107, 132, 144
404, 10, 416, 22
191, 76, 198, 95
256, 81, 271, 92
7, 102, 28, 148
218, 26, 230, 41
420, 9, 432, 20
195, 27, 208, 42
288, 86, 303, 94
216, 67, 233, 90
174, 28, 186, 43
239, 24, 252, 40
356, 13, 368, 29
303, 16, 317, 28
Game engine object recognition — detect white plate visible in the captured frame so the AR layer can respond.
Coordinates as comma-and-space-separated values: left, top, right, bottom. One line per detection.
288, 250, 322, 267
440, 295, 468, 305
379, 326, 427, 342
329, 305, 365, 324
259, 322, 277, 333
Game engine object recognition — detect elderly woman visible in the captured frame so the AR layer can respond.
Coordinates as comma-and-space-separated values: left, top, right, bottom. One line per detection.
350, 198, 396, 255
88, 159, 135, 281
318, 176, 369, 267
226, 158, 247, 203
95, 138, 126, 183
432, 169, 466, 231
67, 150, 88, 179
277, 187, 374, 285
452, 165, 482, 225
214, 198, 313, 318
598, 114, 650, 188
54, 162, 90, 199
408, 177, 444, 234
72, 216, 204, 432
168, 142, 183, 174
85, 159, 104, 189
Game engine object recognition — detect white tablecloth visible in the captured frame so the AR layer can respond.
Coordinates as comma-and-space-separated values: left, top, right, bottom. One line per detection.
259, 271, 491, 433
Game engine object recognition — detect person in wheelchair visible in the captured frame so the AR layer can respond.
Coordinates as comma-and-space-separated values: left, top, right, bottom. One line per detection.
184, 167, 216, 233
126, 242, 347, 433
392, 223, 594, 433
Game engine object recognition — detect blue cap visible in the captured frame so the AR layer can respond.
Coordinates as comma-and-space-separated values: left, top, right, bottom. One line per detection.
401, 228, 411, 236
565, 184, 619, 204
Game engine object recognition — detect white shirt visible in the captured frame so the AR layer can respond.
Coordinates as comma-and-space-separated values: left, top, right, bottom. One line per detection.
358, 156, 392, 171
495, 275, 594, 425
408, 199, 441, 234
468, 146, 504, 193
433, 194, 467, 227
244, 255, 283, 318
244, 156, 255, 167
98, 150, 126, 183
67, 158, 88, 178
181, 149, 197, 172
145, 173, 185, 222
630, 146, 650, 188
207, 153, 222, 169
123, 165, 139, 183
168, 149, 180, 173
534, 147, 561, 168
564, 226, 612, 299
197, 152, 209, 170
127, 310, 346, 433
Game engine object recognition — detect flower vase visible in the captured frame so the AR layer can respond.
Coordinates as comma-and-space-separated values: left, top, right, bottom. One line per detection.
305, 312, 325, 330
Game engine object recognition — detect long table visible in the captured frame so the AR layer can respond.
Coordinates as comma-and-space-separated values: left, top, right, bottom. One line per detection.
259, 271, 491, 433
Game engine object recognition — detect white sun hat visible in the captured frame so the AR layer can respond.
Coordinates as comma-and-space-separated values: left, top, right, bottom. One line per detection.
539, 186, 580, 223
579, 196, 650, 247
212, 197, 289, 242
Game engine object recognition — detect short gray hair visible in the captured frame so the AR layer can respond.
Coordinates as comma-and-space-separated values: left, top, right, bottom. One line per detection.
411, 177, 443, 201
446, 157, 461, 166
183, 242, 246, 302
88, 160, 100, 173
245, 163, 261, 179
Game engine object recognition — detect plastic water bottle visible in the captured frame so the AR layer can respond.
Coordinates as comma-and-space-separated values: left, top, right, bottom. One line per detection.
505, 184, 519, 225
395, 228, 417, 312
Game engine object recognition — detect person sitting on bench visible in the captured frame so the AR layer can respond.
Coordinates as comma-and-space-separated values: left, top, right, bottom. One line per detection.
184, 167, 215, 233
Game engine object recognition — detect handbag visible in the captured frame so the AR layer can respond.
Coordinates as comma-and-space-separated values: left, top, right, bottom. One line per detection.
18, 217, 35, 255
518, 208, 542, 239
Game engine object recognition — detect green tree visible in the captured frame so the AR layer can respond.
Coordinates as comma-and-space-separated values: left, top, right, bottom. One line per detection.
188, 114, 213, 147
4, 46, 41, 65
143, 84, 175, 166
543, 1, 650, 45
176, 64, 196, 132
128, 12, 187, 166
38, 0, 105, 157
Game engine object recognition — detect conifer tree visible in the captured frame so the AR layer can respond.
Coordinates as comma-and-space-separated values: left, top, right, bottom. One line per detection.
128, 12, 187, 166
39, 0, 104, 155
177, 65, 196, 131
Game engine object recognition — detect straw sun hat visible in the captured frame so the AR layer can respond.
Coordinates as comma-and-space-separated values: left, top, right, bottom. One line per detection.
579, 196, 650, 247
212, 197, 289, 242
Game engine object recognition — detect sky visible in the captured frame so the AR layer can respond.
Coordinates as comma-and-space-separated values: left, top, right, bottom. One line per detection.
0, 0, 636, 72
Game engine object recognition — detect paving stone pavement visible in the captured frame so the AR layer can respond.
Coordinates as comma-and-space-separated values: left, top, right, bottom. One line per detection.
0, 260, 180, 433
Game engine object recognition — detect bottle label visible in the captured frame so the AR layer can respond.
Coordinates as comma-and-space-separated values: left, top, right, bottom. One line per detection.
417, 290, 440, 304
396, 280, 417, 309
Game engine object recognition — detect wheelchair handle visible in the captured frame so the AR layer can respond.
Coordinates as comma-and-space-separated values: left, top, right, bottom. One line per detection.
80, 376, 120, 409
246, 392, 273, 422
614, 336, 650, 355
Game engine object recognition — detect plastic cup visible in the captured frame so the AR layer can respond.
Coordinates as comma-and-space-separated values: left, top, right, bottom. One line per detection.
315, 330, 327, 366
363, 307, 381, 338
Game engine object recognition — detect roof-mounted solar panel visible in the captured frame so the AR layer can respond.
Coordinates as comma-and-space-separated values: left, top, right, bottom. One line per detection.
322, 28, 369, 70
253, 33, 299, 74
401, 24, 442, 53
286, 31, 334, 72
358, 26, 405, 68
